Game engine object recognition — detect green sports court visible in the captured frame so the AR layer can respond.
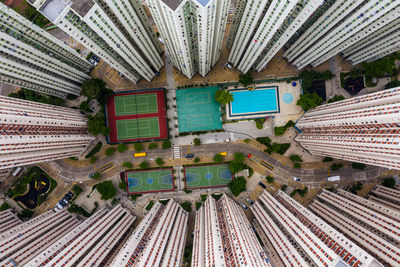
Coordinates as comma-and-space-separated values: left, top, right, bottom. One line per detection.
114, 93, 158, 116
176, 86, 223, 132
126, 169, 174, 194
116, 117, 160, 140
184, 164, 233, 189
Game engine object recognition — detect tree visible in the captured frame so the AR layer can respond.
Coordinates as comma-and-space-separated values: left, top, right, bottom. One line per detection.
352, 182, 363, 191
195, 202, 202, 210
119, 179, 127, 190
71, 185, 83, 196
289, 154, 302, 162
271, 143, 290, 155
322, 157, 334, 162
255, 137, 271, 146
327, 95, 345, 103
351, 162, 366, 170
148, 143, 158, 149
122, 161, 133, 169
79, 100, 92, 112
87, 112, 110, 136
228, 176, 247, 196
381, 177, 396, 188
92, 172, 100, 180
200, 195, 207, 202
296, 93, 323, 111
255, 118, 265, 129
233, 152, 245, 163
180, 201, 192, 212
214, 154, 224, 163
385, 79, 400, 89
266, 176, 274, 184
215, 89, 233, 105
274, 126, 286, 136
134, 143, 144, 152
293, 162, 301, 169
105, 147, 116, 156
194, 157, 200, 163
299, 70, 332, 91
139, 161, 149, 169
229, 161, 245, 174
81, 78, 113, 105
156, 158, 164, 166
96, 181, 116, 200
117, 144, 128, 153
331, 163, 343, 171
162, 140, 172, 149
239, 72, 254, 87
281, 184, 288, 192
193, 138, 201, 146
145, 201, 155, 211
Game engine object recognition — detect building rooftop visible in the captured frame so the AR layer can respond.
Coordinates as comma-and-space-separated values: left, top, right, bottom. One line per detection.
161, 0, 183, 10
40, 0, 94, 21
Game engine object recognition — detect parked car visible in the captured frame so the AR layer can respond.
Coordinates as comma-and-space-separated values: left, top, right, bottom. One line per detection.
185, 154, 194, 158
118, 72, 124, 77
246, 198, 254, 205
241, 203, 248, 209
293, 177, 301, 182
88, 58, 97, 66
89, 173, 95, 178
64, 194, 72, 201
92, 55, 101, 62
258, 182, 267, 189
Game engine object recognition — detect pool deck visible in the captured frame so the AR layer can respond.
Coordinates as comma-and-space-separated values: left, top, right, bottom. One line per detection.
225, 81, 302, 126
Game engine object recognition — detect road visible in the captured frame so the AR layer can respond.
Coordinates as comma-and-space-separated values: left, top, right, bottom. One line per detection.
52, 142, 387, 186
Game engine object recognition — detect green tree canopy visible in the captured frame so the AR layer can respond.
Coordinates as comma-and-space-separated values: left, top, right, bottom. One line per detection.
139, 161, 149, 169
239, 73, 254, 87
96, 181, 116, 200
162, 140, 172, 149
105, 147, 116, 156
134, 143, 144, 152
266, 176, 274, 184
299, 70, 332, 91
296, 93, 323, 111
122, 161, 133, 169
215, 90, 233, 105
213, 154, 224, 163
193, 138, 201, 146
148, 143, 158, 149
117, 144, 128, 153
81, 79, 113, 105
87, 112, 110, 136
156, 158, 164, 166
327, 95, 345, 103
385, 79, 400, 89
381, 177, 396, 188
79, 100, 92, 112
228, 176, 247, 196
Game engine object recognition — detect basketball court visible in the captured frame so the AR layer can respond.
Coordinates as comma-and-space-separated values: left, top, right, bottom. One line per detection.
184, 164, 233, 190
126, 169, 174, 194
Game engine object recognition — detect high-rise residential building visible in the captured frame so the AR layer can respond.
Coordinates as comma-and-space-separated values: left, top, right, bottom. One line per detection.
146, 0, 231, 79
0, 3, 91, 98
295, 86, 400, 170
252, 190, 381, 267
24, 204, 135, 267
284, 0, 400, 69
29, 0, 163, 83
192, 194, 269, 266
112, 200, 188, 266
227, 0, 324, 74
0, 209, 21, 234
0, 95, 95, 170
310, 188, 400, 266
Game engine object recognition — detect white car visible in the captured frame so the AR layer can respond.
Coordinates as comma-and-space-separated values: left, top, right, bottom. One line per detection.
293, 177, 301, 182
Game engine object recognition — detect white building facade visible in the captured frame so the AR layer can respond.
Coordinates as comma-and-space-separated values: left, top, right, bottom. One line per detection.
0, 95, 95, 170
284, 0, 400, 69
30, 0, 163, 83
0, 3, 91, 98
146, 0, 231, 79
227, 0, 324, 74
192, 194, 269, 267
296, 86, 400, 170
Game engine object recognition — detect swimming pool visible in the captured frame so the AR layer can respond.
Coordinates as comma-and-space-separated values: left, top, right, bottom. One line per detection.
229, 87, 279, 117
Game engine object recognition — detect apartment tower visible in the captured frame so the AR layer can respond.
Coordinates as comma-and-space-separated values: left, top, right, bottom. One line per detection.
30, 0, 163, 83
146, 0, 231, 79
0, 95, 95, 170
227, 0, 325, 74
284, 0, 400, 69
192, 194, 269, 266
0, 3, 91, 98
295, 86, 400, 170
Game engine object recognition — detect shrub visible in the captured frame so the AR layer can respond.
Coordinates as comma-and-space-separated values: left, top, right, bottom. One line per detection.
105, 147, 116, 156
194, 157, 200, 163
69, 157, 78, 161
274, 126, 286, 136
255, 118, 265, 129
351, 162, 366, 170
381, 177, 396, 188
85, 142, 103, 158
162, 140, 172, 149
271, 143, 290, 155
148, 143, 158, 149
327, 95, 345, 103
71, 185, 83, 196
293, 162, 301, 169
159, 199, 170, 206
119, 178, 127, 190
322, 157, 333, 162
145, 201, 155, 211
139, 161, 149, 169
266, 176, 274, 184
130, 194, 142, 201
289, 154, 302, 162
211, 193, 223, 201
281, 185, 288, 191
90, 156, 98, 164
156, 158, 164, 166
0, 202, 11, 211
330, 163, 343, 171
228, 176, 246, 196
256, 137, 271, 146
352, 182, 363, 191
239, 72, 254, 87
134, 143, 144, 152
184, 189, 192, 194
96, 181, 117, 200
244, 138, 250, 143
214, 154, 224, 163
92, 172, 100, 180
196, 202, 202, 210
122, 162, 133, 169
117, 144, 128, 153
18, 209, 34, 220
180, 201, 192, 212
296, 93, 323, 111
200, 194, 207, 202
79, 100, 92, 112
193, 138, 201, 146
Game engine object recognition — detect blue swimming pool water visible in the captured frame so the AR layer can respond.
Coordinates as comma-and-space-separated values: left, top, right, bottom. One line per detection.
231, 88, 278, 114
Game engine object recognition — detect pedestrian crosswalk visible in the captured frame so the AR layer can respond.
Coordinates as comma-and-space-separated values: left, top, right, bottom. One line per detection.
173, 146, 181, 159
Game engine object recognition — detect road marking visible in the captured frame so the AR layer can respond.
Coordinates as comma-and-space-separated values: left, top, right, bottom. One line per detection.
173, 146, 181, 159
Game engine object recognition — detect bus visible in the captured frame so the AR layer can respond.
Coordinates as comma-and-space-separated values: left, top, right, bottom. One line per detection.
134, 152, 147, 157
247, 154, 274, 171
219, 152, 227, 156
99, 163, 113, 173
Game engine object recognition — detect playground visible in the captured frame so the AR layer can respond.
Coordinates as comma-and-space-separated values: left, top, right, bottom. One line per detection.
106, 89, 168, 143
126, 169, 174, 194
176, 86, 223, 132
184, 164, 233, 190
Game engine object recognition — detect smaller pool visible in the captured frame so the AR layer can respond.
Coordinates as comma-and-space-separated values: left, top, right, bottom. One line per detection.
283, 93, 294, 104
229, 87, 279, 117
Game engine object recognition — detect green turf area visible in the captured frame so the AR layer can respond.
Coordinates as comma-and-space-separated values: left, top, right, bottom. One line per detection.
185, 164, 232, 189
116, 117, 160, 140
127, 169, 173, 194
115, 93, 158, 116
